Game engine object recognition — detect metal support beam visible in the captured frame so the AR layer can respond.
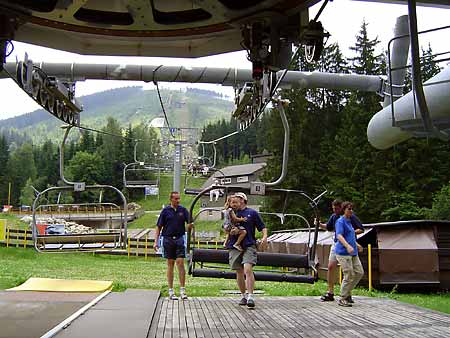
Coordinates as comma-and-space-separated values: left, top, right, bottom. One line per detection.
1, 62, 383, 92
173, 141, 182, 192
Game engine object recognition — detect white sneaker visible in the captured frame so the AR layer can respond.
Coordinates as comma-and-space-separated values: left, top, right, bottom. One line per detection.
169, 294, 179, 300
180, 293, 188, 300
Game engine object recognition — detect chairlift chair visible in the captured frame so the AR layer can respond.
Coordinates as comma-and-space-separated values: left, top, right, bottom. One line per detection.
186, 185, 322, 283
32, 125, 128, 253
123, 162, 161, 189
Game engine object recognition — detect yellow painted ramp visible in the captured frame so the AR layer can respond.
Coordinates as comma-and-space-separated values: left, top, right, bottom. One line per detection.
7, 277, 113, 292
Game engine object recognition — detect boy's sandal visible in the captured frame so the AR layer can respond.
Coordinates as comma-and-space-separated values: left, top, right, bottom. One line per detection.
320, 292, 334, 301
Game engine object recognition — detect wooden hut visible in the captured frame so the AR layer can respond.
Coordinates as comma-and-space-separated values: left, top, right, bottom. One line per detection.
267, 220, 450, 289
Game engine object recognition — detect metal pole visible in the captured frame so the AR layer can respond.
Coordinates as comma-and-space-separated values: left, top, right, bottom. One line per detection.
1, 62, 383, 92
256, 99, 290, 187
7, 182, 11, 205
59, 126, 76, 185
368, 244, 372, 292
173, 141, 182, 192
407, 0, 445, 140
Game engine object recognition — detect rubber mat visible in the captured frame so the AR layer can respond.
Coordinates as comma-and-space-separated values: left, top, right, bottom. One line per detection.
7, 278, 112, 292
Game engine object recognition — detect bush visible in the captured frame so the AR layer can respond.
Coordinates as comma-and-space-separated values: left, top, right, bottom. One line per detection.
426, 181, 450, 220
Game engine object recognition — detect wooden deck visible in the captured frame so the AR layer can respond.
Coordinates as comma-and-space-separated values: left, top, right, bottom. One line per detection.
148, 296, 450, 338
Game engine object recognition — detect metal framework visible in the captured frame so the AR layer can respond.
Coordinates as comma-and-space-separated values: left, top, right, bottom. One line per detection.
32, 126, 128, 253
123, 141, 161, 195
186, 185, 323, 283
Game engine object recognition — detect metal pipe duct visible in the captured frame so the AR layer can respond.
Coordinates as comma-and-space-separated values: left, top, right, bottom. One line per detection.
383, 15, 410, 108
1, 62, 382, 92
367, 66, 450, 149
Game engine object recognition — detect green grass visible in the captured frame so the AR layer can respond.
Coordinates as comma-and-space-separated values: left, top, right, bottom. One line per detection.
388, 292, 450, 314
132, 173, 206, 212
1, 247, 449, 315
0, 214, 29, 229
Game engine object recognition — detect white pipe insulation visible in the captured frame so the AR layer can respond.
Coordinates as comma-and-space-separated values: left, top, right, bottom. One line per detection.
367, 66, 450, 149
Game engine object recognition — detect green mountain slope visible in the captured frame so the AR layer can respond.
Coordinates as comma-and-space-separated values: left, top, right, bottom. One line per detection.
0, 86, 234, 143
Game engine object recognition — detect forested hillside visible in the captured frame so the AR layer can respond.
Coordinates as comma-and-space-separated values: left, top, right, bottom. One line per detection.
0, 86, 233, 144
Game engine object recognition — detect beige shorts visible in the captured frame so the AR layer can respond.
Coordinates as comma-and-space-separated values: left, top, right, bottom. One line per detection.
229, 245, 257, 270
329, 242, 337, 262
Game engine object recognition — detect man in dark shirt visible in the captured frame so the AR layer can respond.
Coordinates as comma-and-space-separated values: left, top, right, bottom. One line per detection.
227, 192, 267, 309
316, 199, 364, 302
154, 191, 192, 300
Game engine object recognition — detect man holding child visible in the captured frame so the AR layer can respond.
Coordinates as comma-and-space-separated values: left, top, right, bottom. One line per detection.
225, 192, 268, 308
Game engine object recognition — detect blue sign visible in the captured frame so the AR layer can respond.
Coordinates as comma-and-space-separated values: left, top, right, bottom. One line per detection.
145, 186, 159, 196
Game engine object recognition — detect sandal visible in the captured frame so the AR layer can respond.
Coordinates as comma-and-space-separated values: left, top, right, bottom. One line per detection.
320, 292, 334, 302
338, 298, 352, 307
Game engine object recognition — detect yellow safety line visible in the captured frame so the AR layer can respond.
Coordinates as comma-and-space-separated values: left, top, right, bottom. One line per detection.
368, 244, 372, 292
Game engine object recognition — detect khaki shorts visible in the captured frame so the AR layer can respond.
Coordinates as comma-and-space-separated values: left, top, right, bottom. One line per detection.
329, 242, 337, 262
229, 245, 257, 270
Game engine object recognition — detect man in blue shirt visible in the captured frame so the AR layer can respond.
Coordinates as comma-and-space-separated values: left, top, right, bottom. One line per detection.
227, 192, 267, 309
154, 191, 192, 300
316, 199, 364, 302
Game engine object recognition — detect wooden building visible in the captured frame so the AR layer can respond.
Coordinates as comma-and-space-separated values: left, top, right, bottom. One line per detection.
267, 220, 450, 289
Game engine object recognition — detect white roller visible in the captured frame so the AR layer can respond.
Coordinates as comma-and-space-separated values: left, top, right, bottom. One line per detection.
367, 66, 450, 150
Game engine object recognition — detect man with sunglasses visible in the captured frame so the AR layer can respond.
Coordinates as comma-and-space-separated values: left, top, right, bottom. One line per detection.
315, 199, 364, 302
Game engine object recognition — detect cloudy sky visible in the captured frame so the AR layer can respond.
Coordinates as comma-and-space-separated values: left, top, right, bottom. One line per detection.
1, 0, 449, 120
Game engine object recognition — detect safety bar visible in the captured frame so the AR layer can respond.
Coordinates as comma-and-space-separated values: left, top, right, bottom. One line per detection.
192, 248, 309, 268
192, 269, 316, 283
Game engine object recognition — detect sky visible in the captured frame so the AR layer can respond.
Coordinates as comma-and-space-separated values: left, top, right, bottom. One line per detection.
0, 0, 450, 120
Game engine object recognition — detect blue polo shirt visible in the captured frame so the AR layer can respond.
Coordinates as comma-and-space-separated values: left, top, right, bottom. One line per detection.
157, 205, 189, 237
326, 213, 364, 241
335, 216, 358, 256
226, 207, 265, 249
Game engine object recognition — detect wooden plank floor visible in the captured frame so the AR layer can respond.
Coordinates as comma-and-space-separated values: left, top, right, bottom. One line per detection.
148, 296, 450, 338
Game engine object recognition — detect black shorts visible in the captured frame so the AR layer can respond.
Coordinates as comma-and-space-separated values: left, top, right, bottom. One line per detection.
163, 236, 186, 259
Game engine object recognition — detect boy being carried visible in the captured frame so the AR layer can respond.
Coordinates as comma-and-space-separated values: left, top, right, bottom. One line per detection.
223, 195, 247, 252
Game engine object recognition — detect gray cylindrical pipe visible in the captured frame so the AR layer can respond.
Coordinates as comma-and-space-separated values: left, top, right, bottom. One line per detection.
383, 15, 410, 108
0, 62, 382, 92
367, 66, 450, 150
173, 141, 182, 192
